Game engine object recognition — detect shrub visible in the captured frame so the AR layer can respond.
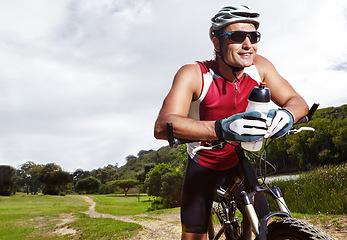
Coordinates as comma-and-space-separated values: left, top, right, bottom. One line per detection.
144, 163, 183, 209
75, 177, 101, 194
268, 164, 346, 214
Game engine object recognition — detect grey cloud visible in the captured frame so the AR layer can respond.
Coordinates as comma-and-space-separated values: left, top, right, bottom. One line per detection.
332, 61, 347, 72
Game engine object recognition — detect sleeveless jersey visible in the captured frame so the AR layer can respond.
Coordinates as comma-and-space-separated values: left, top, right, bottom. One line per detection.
187, 60, 262, 170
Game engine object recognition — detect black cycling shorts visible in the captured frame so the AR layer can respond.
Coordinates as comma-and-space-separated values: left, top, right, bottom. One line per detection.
180, 158, 269, 234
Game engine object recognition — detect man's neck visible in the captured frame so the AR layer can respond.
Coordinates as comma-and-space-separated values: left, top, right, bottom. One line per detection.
217, 57, 244, 82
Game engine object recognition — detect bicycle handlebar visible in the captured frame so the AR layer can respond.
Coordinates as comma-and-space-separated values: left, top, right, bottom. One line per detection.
167, 103, 320, 147
294, 103, 319, 124
167, 122, 194, 147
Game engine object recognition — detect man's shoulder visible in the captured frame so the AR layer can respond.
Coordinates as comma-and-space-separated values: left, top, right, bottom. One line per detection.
254, 54, 271, 66
253, 54, 276, 74
178, 62, 201, 76
172, 63, 203, 101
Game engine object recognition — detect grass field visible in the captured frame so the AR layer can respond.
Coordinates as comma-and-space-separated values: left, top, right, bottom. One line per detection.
93, 194, 152, 216
0, 194, 142, 240
1, 164, 345, 239
0, 193, 345, 239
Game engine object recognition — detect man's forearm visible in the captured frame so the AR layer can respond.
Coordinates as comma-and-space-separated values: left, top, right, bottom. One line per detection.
282, 96, 309, 123
154, 114, 217, 141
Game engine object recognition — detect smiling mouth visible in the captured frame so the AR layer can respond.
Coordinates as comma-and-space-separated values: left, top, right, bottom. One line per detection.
239, 52, 252, 57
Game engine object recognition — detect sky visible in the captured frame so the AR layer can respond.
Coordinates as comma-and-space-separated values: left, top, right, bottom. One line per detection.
0, 0, 346, 172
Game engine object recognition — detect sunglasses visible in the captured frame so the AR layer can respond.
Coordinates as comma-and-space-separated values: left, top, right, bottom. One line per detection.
220, 31, 261, 44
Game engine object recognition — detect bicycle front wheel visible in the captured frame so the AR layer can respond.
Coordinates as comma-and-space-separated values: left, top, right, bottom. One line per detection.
267, 217, 334, 240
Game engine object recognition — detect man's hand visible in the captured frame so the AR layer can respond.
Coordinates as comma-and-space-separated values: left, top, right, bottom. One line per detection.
215, 111, 267, 142
265, 109, 294, 139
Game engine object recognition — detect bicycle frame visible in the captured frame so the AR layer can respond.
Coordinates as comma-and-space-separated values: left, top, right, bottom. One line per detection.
210, 146, 293, 240
167, 103, 320, 240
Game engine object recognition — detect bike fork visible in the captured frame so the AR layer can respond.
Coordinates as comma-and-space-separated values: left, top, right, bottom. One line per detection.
241, 187, 292, 240
272, 186, 290, 214
241, 191, 260, 237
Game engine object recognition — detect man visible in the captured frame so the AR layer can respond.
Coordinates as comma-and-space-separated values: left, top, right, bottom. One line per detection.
154, 5, 309, 240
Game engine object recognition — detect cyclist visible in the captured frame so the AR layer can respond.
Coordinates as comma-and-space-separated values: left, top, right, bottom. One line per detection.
154, 5, 309, 240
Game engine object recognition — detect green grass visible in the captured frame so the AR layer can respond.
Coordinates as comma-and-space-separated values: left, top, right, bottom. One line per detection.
267, 163, 346, 215
93, 194, 152, 216
1, 166, 345, 240
132, 216, 161, 221
69, 213, 141, 240
0, 194, 88, 239
0, 194, 142, 240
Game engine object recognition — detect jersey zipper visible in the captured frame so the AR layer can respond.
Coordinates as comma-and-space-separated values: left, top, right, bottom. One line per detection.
233, 74, 242, 112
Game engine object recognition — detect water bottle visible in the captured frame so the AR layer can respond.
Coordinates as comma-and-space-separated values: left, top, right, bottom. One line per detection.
241, 83, 271, 151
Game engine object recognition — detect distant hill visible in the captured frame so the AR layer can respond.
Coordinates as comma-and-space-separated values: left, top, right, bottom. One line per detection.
117, 144, 187, 180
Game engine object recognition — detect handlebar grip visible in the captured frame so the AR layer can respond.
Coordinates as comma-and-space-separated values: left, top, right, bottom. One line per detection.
307, 103, 320, 120
167, 122, 196, 146
295, 103, 319, 124
167, 122, 175, 147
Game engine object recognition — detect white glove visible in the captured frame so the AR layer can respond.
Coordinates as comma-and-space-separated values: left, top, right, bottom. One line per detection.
265, 109, 294, 139
215, 111, 267, 142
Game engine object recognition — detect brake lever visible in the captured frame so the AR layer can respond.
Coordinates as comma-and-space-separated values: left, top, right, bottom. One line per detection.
288, 127, 315, 135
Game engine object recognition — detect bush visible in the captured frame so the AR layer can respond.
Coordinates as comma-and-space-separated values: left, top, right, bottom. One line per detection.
0, 165, 16, 196
147, 197, 165, 211
75, 177, 101, 194
144, 163, 183, 209
268, 164, 346, 214
99, 181, 118, 194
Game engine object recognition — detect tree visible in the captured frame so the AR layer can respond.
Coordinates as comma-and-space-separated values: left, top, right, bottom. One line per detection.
263, 104, 347, 172
144, 163, 172, 197
144, 163, 184, 208
25, 165, 44, 194
73, 169, 90, 185
137, 149, 153, 157
17, 161, 43, 194
99, 180, 118, 194
75, 177, 101, 194
0, 165, 16, 196
92, 166, 118, 184
38, 163, 72, 195
126, 155, 137, 162
161, 171, 183, 207
136, 163, 156, 183
116, 179, 139, 196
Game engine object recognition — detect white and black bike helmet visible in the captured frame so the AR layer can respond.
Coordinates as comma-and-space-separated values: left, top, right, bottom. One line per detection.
210, 5, 260, 40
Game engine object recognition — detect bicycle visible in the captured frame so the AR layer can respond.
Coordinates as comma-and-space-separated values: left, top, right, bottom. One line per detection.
167, 103, 335, 240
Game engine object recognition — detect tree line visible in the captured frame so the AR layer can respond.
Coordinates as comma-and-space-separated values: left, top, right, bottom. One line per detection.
264, 104, 347, 173
0, 104, 346, 210
0, 162, 120, 196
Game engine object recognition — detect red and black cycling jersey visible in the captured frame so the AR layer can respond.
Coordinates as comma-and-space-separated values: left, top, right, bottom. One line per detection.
187, 60, 261, 170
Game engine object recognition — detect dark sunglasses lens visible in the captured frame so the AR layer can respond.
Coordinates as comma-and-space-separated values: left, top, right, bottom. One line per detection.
229, 32, 246, 43
249, 32, 260, 43
229, 31, 260, 43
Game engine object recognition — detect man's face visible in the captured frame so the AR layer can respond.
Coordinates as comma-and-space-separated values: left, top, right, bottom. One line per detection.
217, 22, 258, 68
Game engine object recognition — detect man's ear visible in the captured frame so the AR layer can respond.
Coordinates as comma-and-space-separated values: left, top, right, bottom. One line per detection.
212, 37, 220, 53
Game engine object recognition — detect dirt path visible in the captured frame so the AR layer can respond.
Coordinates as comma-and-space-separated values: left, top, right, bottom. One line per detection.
82, 196, 181, 239
81, 196, 346, 240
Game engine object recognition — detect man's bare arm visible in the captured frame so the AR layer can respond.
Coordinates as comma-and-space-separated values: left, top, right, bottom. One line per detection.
154, 64, 218, 141
254, 55, 309, 122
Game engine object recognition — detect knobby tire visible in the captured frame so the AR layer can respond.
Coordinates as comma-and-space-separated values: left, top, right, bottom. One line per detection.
209, 204, 334, 240
267, 217, 334, 240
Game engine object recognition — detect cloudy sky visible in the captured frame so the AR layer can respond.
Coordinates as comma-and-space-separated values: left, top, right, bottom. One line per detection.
0, 0, 346, 172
